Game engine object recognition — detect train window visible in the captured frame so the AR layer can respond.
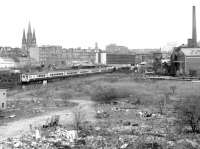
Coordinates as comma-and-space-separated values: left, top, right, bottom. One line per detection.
38, 74, 45, 77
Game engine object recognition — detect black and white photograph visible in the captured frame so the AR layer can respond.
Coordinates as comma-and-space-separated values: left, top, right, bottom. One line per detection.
0, 0, 200, 148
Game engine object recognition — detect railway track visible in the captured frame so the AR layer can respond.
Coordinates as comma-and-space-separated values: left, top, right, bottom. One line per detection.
146, 75, 200, 81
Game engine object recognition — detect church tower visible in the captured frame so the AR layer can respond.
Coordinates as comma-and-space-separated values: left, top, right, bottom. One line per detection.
21, 22, 37, 50
22, 29, 26, 50
26, 22, 33, 49
32, 29, 36, 45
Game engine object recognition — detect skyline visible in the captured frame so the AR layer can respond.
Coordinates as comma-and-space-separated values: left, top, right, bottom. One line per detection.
0, 0, 199, 50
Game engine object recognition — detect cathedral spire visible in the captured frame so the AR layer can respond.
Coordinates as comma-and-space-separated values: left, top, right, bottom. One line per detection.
22, 22, 37, 50
32, 28, 36, 44
27, 22, 33, 48
22, 29, 26, 44
28, 22, 32, 35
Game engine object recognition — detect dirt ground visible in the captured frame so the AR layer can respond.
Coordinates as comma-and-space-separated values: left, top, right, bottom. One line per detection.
0, 97, 95, 140
1, 73, 200, 148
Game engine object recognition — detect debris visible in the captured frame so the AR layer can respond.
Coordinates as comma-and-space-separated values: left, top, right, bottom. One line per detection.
121, 143, 129, 149
123, 121, 131, 126
132, 123, 139, 127
177, 139, 200, 148
94, 127, 101, 131
75, 138, 86, 145
96, 111, 110, 119
65, 130, 78, 143
35, 129, 41, 140
13, 141, 22, 148
1, 126, 80, 148
137, 111, 155, 118
43, 115, 60, 128
8, 114, 16, 118
112, 101, 118, 105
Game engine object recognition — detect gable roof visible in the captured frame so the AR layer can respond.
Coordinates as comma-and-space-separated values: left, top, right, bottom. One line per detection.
181, 48, 200, 56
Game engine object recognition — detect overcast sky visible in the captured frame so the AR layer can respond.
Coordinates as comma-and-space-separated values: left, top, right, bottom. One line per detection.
0, 0, 199, 50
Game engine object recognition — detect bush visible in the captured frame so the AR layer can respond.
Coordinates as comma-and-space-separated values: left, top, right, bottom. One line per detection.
175, 96, 200, 133
91, 85, 130, 103
170, 85, 177, 95
189, 69, 197, 77
60, 92, 72, 100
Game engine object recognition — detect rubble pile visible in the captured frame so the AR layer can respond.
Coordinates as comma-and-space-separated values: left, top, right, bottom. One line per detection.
1, 126, 79, 149
2, 97, 200, 149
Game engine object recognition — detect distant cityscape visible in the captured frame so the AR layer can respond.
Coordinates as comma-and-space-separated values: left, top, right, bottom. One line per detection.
0, 22, 165, 70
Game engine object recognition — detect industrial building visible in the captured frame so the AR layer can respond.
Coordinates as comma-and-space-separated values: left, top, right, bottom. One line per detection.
170, 6, 200, 76
171, 47, 200, 75
134, 49, 162, 64
105, 44, 131, 54
95, 52, 135, 66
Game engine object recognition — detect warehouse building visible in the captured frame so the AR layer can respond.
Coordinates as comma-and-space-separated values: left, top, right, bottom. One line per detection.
0, 57, 16, 69
171, 47, 200, 76
95, 52, 135, 66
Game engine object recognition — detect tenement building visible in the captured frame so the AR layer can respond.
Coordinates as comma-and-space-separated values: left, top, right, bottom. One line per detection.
29, 46, 97, 67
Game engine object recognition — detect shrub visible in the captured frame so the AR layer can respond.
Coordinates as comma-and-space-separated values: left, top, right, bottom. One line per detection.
175, 96, 200, 133
189, 69, 197, 77
60, 92, 72, 100
91, 85, 130, 103
91, 86, 117, 103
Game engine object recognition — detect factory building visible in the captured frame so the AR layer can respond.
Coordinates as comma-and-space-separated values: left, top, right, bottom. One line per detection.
171, 6, 200, 76
171, 47, 200, 76
95, 52, 135, 66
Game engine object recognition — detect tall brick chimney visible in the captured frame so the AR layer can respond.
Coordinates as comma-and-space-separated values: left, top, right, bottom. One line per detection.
192, 6, 197, 47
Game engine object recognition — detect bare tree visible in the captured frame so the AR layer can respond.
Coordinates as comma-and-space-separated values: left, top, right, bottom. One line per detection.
72, 106, 85, 135
170, 85, 177, 95
158, 98, 165, 115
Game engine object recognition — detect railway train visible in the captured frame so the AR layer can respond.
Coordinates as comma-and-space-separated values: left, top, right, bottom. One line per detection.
0, 66, 114, 88
21, 66, 114, 83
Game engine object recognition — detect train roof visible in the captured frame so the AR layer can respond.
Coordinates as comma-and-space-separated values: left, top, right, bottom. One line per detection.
0, 69, 20, 73
22, 66, 112, 75
22, 69, 90, 75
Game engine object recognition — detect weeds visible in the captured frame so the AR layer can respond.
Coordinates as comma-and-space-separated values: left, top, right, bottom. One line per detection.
175, 95, 200, 133
72, 106, 85, 135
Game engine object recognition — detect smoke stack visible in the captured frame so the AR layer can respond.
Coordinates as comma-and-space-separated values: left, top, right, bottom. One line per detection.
192, 6, 197, 47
